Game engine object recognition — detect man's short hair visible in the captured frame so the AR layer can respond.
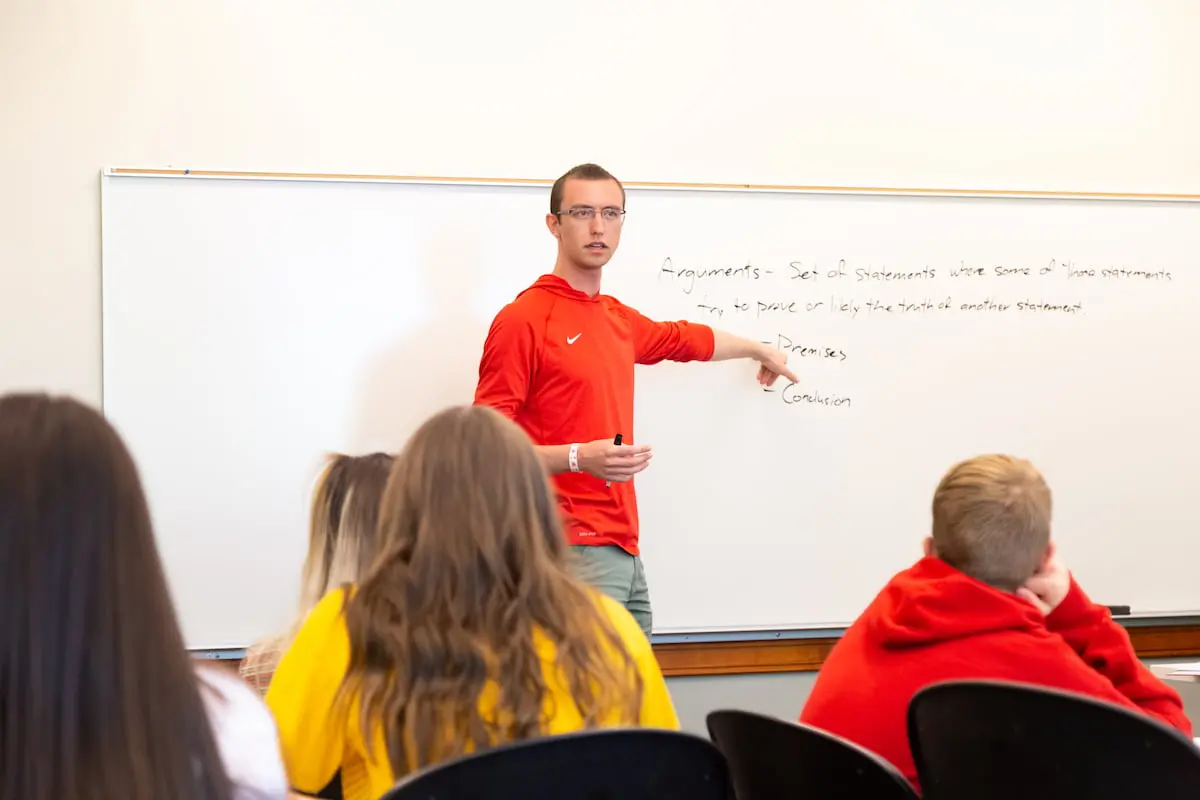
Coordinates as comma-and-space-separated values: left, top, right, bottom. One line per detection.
549, 163, 626, 214
931, 454, 1052, 590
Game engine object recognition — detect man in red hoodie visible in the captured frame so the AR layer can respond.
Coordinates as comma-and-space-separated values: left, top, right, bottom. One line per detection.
473, 163, 798, 637
800, 453, 1192, 787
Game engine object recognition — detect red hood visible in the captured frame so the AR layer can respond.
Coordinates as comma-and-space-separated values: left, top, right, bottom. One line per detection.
517, 274, 601, 303
867, 557, 1046, 648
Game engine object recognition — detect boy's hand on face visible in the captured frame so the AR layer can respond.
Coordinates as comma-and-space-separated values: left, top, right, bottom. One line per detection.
1017, 556, 1071, 615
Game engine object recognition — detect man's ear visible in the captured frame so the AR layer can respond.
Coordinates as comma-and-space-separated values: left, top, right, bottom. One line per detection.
1039, 540, 1056, 571
545, 213, 561, 238
923, 536, 935, 557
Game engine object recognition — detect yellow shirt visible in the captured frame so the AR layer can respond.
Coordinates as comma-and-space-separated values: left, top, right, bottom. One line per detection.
265, 587, 680, 800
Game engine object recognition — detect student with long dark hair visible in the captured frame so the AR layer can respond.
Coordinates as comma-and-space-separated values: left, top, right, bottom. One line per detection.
267, 405, 678, 800
0, 393, 287, 800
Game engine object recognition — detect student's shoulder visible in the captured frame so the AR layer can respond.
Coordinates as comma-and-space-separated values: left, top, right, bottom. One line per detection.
304, 585, 353, 631
195, 665, 290, 797
269, 588, 355, 698
196, 663, 276, 728
279, 587, 353, 656
591, 590, 654, 657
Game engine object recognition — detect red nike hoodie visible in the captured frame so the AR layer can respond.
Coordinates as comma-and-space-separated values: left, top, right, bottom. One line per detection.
473, 274, 715, 554
800, 557, 1191, 790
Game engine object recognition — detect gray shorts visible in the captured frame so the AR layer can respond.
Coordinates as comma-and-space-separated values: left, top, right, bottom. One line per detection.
569, 544, 652, 638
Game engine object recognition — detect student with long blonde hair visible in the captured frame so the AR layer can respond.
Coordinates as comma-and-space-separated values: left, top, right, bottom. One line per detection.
267, 405, 678, 800
241, 451, 393, 694
0, 393, 287, 800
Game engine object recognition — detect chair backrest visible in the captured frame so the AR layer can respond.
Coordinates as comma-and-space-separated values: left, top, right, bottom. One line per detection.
706, 708, 918, 799
383, 727, 733, 800
908, 679, 1200, 800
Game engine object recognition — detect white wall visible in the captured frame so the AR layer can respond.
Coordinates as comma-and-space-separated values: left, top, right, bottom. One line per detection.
3, 1, 1200, 403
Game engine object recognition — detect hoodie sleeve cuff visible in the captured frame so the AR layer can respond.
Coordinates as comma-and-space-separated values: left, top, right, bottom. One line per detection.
1044, 575, 1100, 632
693, 322, 716, 361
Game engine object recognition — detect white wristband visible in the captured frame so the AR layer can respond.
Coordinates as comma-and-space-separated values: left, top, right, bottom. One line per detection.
568, 443, 581, 473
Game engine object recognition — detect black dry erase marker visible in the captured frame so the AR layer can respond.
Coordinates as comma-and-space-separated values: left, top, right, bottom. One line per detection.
607, 434, 623, 487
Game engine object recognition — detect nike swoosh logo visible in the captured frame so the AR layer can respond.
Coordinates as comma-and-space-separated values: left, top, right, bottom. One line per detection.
567, 334, 582, 344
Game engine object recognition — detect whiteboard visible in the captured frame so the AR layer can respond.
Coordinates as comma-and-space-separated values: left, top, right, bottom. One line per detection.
101, 170, 1200, 649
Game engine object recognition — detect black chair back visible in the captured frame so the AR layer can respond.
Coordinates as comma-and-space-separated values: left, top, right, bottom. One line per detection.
908, 679, 1200, 799
706, 709, 917, 799
384, 727, 733, 800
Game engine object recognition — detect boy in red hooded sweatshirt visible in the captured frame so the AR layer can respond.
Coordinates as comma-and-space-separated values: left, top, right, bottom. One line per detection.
800, 453, 1191, 788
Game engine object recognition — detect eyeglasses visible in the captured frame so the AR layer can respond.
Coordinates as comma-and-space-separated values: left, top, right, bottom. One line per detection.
557, 206, 626, 223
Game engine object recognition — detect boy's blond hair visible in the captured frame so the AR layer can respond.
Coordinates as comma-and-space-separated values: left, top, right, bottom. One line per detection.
931, 454, 1052, 590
